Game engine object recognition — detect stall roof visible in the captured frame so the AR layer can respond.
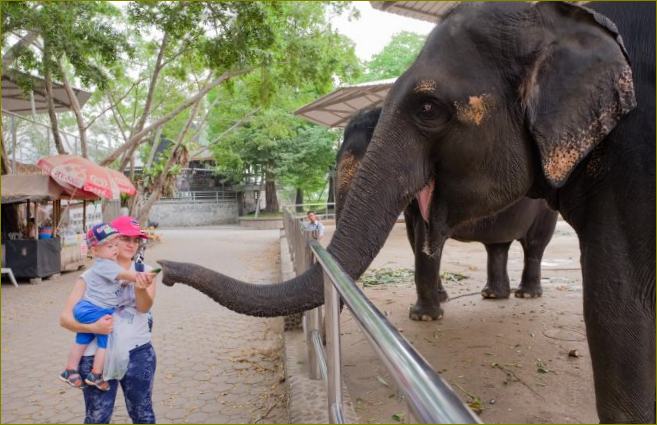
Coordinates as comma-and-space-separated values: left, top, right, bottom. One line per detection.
370, 1, 458, 23
295, 78, 396, 128
1, 70, 92, 115
1, 174, 65, 204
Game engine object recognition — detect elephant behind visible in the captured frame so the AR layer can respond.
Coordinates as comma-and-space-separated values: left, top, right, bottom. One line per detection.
336, 107, 558, 320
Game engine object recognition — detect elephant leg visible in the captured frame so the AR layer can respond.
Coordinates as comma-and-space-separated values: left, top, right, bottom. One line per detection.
407, 207, 446, 321
583, 273, 655, 423
481, 242, 512, 299
515, 210, 557, 298
409, 249, 445, 321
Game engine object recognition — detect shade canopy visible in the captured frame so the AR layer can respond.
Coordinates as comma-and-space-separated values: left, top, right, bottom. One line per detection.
1, 174, 65, 204
295, 78, 396, 128
370, 1, 458, 23
1, 70, 92, 115
37, 155, 136, 200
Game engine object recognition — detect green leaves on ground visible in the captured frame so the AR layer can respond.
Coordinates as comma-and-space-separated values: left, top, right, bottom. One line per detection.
359, 268, 468, 287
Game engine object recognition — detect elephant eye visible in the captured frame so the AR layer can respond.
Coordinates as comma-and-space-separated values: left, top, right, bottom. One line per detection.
416, 100, 447, 126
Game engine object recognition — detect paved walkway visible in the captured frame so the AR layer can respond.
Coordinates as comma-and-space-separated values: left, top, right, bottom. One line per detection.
1, 226, 288, 424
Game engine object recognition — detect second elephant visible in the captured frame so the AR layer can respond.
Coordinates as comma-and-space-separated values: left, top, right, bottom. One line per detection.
336, 108, 558, 320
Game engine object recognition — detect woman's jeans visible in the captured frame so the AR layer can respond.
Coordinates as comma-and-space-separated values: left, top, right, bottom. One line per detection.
79, 343, 156, 424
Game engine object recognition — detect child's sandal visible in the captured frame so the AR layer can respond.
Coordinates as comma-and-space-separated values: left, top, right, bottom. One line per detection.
85, 372, 110, 392
59, 369, 83, 388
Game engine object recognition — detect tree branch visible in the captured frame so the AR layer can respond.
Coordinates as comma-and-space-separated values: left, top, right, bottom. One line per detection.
100, 67, 252, 166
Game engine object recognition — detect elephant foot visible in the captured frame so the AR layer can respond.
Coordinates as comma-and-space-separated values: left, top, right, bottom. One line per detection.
409, 303, 444, 321
514, 285, 543, 298
436, 289, 449, 303
480, 283, 511, 299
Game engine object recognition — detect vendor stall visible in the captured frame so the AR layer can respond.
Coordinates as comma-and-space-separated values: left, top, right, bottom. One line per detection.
1, 174, 103, 278
2, 174, 68, 279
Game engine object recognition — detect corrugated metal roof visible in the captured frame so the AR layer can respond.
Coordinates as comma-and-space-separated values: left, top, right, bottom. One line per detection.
2, 70, 92, 115
370, 1, 458, 23
295, 78, 396, 128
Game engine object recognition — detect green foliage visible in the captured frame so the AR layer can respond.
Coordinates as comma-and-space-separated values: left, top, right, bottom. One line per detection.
206, 2, 361, 194
3, 1, 131, 90
357, 31, 426, 82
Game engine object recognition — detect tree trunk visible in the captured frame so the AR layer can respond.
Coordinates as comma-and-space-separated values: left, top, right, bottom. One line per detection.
116, 34, 169, 173
295, 188, 303, 212
1, 136, 11, 175
136, 99, 202, 224
264, 169, 279, 213
59, 61, 87, 157
1, 137, 21, 237
44, 66, 67, 154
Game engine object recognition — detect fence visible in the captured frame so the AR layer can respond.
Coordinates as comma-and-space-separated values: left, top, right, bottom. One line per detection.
159, 190, 238, 203
282, 207, 482, 424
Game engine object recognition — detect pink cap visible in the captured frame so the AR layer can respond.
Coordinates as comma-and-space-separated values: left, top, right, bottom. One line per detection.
110, 215, 148, 239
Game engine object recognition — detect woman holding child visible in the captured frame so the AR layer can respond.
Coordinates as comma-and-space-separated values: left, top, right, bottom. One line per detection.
59, 216, 158, 424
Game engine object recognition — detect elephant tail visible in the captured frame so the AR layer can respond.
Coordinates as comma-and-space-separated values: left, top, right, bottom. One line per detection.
158, 260, 324, 317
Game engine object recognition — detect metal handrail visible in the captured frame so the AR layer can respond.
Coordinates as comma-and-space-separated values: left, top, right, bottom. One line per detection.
282, 208, 482, 424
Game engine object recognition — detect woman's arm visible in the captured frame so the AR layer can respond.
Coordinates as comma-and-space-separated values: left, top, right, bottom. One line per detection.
134, 272, 156, 313
59, 278, 113, 334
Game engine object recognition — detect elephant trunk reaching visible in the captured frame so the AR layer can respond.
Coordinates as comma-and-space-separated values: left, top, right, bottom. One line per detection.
159, 115, 431, 317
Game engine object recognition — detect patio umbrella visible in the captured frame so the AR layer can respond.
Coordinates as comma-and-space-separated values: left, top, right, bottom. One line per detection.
36, 154, 136, 200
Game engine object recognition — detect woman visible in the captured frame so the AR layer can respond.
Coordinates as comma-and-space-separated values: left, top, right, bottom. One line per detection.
60, 216, 157, 424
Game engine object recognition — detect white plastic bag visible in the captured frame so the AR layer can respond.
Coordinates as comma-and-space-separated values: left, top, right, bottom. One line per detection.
102, 314, 131, 381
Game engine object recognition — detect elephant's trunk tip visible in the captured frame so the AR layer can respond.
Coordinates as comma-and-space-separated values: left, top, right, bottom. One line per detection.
156, 260, 177, 287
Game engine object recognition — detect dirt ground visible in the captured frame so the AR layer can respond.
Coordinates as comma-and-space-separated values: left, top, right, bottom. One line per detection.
321, 218, 597, 424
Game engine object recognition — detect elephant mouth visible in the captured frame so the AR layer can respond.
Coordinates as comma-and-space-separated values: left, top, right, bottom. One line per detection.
415, 179, 435, 224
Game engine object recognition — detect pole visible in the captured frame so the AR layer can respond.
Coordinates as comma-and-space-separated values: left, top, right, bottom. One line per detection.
82, 201, 87, 232
11, 115, 16, 173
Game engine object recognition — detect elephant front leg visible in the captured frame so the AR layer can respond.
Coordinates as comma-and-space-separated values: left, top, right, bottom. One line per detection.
583, 280, 655, 423
409, 249, 446, 321
405, 207, 446, 321
481, 242, 512, 299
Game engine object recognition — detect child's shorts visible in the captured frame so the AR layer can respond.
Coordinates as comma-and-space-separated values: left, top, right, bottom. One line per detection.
74, 300, 114, 349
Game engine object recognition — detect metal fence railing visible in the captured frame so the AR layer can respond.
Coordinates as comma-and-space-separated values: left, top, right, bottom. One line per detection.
282, 207, 482, 424
159, 190, 238, 203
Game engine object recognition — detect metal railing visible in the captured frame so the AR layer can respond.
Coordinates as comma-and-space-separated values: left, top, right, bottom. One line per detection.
159, 190, 238, 203
283, 208, 482, 424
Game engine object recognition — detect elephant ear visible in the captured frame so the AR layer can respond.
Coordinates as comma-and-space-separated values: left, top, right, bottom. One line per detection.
521, 2, 637, 188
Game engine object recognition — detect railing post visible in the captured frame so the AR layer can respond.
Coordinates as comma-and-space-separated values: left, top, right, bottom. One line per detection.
303, 230, 323, 380
324, 270, 344, 423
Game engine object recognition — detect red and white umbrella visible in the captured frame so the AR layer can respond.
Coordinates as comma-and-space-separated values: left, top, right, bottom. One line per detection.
36, 155, 136, 200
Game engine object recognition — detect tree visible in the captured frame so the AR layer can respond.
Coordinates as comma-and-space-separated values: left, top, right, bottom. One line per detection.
205, 3, 360, 213
2, 1, 131, 156
357, 31, 426, 82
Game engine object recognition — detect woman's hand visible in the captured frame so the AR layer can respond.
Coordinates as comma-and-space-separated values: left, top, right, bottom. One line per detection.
134, 272, 155, 289
89, 314, 113, 335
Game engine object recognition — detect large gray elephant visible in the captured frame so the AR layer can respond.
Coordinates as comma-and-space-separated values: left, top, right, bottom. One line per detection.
337, 107, 558, 321
160, 2, 655, 422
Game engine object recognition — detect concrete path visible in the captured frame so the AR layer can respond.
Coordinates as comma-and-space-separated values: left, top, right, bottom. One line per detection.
1, 226, 287, 424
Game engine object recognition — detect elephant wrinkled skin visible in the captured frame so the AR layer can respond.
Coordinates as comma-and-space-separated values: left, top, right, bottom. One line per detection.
160, 2, 655, 422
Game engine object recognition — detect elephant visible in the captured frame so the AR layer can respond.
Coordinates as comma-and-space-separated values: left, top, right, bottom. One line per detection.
160, 2, 655, 422
337, 107, 558, 321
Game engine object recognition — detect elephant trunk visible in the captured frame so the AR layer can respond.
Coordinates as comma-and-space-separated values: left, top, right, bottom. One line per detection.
159, 116, 429, 317
159, 260, 324, 317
